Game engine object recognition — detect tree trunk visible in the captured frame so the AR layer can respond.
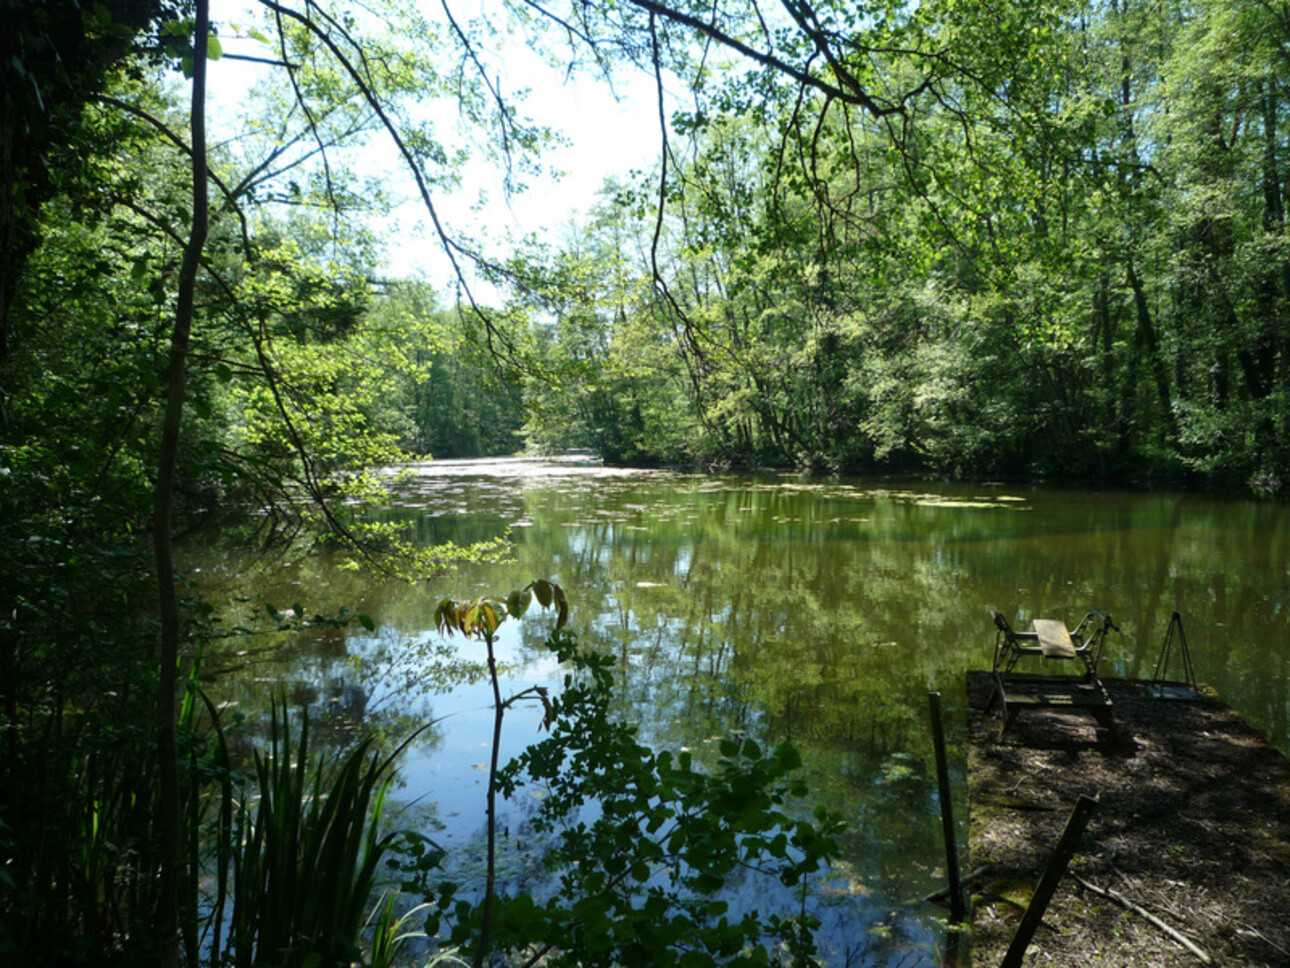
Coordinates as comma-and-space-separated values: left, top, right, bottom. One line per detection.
153, 5, 208, 966
1126, 260, 1178, 446
1258, 79, 1289, 462
1093, 273, 1118, 474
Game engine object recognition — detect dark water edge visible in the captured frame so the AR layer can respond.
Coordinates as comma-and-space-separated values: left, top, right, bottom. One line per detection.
586, 445, 1290, 504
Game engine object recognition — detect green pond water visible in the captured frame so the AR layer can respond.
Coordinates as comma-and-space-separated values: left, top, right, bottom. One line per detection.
199, 458, 1290, 966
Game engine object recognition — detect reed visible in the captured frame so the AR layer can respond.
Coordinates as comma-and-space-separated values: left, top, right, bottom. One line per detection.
1, 671, 214, 964
212, 698, 419, 968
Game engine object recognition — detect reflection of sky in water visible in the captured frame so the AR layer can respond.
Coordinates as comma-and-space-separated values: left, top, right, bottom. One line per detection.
382, 622, 564, 850
371, 626, 939, 968
211, 457, 1290, 968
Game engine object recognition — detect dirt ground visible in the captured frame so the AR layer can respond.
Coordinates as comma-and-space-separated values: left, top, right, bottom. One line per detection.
965, 673, 1290, 968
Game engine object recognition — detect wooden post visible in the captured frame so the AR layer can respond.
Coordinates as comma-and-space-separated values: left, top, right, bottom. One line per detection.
1001, 794, 1099, 968
928, 692, 966, 923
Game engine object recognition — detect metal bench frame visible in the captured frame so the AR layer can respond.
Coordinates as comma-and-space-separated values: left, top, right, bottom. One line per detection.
989, 607, 1118, 736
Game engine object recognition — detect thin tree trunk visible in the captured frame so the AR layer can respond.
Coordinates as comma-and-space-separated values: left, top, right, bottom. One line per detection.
1126, 260, 1178, 445
476, 631, 504, 968
1258, 79, 1290, 460
154, 5, 208, 966
1094, 273, 1117, 473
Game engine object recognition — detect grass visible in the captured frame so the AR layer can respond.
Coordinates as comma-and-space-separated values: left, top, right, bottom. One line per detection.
207, 697, 424, 968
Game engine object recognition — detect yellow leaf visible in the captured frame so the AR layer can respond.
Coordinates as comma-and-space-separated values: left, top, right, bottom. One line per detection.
479, 602, 499, 635
554, 585, 569, 630
434, 598, 456, 635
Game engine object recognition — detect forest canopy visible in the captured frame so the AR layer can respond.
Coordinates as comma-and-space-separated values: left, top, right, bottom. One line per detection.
6, 0, 1289, 491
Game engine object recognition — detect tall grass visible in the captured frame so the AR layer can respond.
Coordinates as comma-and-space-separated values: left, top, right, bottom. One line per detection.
209, 698, 419, 968
2, 676, 420, 968
1, 672, 208, 965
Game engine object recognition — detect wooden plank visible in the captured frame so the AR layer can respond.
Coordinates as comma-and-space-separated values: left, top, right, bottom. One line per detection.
928, 692, 966, 923
1033, 618, 1077, 659
1005, 691, 1112, 708
1001, 794, 1100, 968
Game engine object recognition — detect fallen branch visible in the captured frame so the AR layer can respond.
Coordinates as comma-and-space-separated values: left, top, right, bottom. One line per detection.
1071, 873, 1212, 965
922, 865, 994, 904
1234, 921, 1290, 958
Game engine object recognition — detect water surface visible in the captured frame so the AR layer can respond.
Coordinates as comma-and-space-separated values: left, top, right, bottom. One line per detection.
203, 459, 1290, 966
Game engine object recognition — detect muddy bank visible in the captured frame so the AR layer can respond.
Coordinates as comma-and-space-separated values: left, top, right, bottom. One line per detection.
966, 673, 1290, 967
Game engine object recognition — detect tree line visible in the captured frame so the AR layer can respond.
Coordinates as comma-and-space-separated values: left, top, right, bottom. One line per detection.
507, 1, 1290, 489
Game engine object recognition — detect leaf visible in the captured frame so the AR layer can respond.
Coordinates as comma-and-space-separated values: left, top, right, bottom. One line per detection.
554, 584, 569, 630
357, 613, 375, 632
774, 742, 802, 771
768, 833, 788, 858
478, 601, 499, 635
532, 579, 553, 608
433, 598, 456, 635
207, 34, 223, 61
534, 686, 555, 731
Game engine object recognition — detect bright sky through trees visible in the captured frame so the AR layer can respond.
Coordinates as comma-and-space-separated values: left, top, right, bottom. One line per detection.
208, 2, 671, 289
388, 62, 665, 282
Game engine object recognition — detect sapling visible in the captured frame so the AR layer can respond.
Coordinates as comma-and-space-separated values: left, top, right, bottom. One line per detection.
433, 579, 568, 968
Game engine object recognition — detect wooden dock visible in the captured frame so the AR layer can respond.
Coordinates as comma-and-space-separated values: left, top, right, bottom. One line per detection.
965, 672, 1290, 967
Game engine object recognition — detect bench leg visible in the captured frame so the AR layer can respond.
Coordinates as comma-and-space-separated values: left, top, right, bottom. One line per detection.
986, 676, 1003, 712
998, 701, 1019, 740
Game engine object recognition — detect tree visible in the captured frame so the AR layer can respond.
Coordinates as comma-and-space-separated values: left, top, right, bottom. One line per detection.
1, 2, 510, 960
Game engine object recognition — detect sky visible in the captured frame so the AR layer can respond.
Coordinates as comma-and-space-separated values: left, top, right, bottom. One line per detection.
386, 56, 668, 285
206, 1, 676, 292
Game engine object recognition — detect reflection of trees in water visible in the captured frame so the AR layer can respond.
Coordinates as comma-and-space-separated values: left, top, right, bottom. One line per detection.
208, 619, 474, 763
209, 469, 1290, 966
488, 476, 1289, 913
288, 678, 369, 736
579, 483, 1281, 746
503, 505, 964, 906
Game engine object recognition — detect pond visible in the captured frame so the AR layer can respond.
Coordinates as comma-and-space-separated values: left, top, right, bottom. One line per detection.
198, 458, 1290, 966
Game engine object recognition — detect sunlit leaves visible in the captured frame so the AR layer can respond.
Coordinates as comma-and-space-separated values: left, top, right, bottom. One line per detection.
506, 0, 1290, 483
434, 578, 569, 641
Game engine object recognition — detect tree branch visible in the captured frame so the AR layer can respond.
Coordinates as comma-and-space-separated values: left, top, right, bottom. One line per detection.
257, 0, 528, 367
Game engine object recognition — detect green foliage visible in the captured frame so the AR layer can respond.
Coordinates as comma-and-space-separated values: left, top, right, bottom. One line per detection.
465, 0, 1290, 490
211, 700, 433, 968
435, 628, 842, 968
0, 661, 220, 965
7, 0, 1290, 960
1, 4, 523, 962
359, 283, 525, 460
